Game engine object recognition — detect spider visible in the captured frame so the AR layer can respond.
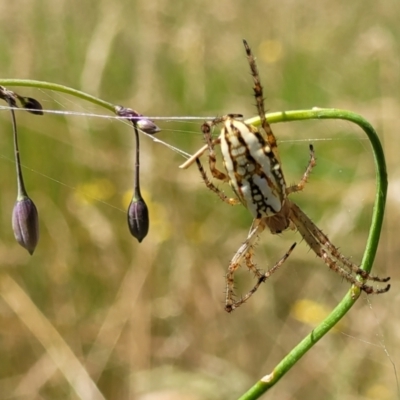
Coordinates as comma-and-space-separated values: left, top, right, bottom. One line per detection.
184, 39, 390, 313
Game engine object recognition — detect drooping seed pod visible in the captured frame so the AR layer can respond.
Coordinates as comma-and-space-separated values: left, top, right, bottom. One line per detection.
123, 111, 151, 242
127, 195, 149, 243
115, 105, 155, 242
12, 195, 39, 255
2, 91, 41, 254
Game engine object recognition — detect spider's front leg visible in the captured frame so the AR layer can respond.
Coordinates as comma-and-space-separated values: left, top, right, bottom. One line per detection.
286, 144, 316, 195
201, 121, 228, 182
195, 121, 240, 206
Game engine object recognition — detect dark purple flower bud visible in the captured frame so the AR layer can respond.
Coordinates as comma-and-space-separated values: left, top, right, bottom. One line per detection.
127, 196, 149, 243
115, 105, 160, 134
136, 118, 160, 134
17, 96, 43, 115
12, 196, 39, 255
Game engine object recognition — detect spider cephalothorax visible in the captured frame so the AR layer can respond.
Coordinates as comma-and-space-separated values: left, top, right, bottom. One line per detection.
191, 40, 390, 312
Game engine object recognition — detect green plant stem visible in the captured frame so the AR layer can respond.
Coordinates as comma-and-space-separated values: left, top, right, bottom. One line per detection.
238, 108, 387, 400
0, 79, 115, 112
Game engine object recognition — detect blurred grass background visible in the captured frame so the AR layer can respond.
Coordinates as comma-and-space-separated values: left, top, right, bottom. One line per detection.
0, 0, 399, 399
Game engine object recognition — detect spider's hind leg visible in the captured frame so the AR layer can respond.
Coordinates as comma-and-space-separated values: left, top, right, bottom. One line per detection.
225, 218, 296, 313
289, 200, 390, 294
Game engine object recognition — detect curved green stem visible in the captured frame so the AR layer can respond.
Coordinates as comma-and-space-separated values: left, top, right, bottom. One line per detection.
238, 108, 387, 400
0, 79, 116, 112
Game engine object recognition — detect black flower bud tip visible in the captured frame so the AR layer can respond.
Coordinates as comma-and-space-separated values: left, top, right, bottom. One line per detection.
127, 196, 149, 243
17, 96, 43, 115
115, 106, 160, 134
12, 195, 39, 254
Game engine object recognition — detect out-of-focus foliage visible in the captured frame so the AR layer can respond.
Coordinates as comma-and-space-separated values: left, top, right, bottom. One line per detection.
0, 1, 398, 399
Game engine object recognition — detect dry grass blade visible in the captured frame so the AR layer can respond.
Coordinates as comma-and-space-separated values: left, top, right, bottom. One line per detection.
0, 273, 106, 400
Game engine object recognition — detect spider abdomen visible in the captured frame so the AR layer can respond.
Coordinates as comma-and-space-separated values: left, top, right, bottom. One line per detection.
220, 117, 286, 218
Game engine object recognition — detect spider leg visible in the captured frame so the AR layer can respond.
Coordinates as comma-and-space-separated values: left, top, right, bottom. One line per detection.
226, 242, 296, 313
243, 39, 280, 161
288, 200, 390, 293
224, 217, 296, 312
225, 219, 265, 312
286, 144, 317, 195
195, 118, 242, 205
195, 158, 239, 205
201, 121, 229, 182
